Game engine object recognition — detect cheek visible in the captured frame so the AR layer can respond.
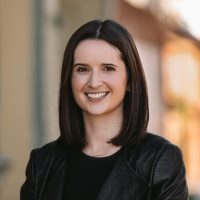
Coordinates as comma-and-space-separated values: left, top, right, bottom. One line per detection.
71, 75, 87, 93
112, 73, 128, 90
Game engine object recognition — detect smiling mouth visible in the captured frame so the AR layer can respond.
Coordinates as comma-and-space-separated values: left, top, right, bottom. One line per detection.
85, 92, 109, 100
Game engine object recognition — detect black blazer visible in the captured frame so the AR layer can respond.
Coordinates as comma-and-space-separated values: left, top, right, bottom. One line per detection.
20, 133, 188, 200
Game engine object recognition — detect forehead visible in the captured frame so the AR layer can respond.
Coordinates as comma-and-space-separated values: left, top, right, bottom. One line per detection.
74, 39, 121, 61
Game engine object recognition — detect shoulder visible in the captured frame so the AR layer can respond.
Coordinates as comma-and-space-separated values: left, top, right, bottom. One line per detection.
141, 132, 182, 156
32, 137, 64, 155
29, 137, 67, 170
144, 133, 185, 182
126, 132, 182, 158
125, 133, 185, 181
145, 132, 184, 168
21, 138, 69, 198
134, 134, 188, 198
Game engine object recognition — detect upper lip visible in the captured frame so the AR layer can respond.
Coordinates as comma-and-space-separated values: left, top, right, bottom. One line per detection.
84, 91, 109, 94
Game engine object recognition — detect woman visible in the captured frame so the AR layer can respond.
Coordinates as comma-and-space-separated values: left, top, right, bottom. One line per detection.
21, 19, 188, 200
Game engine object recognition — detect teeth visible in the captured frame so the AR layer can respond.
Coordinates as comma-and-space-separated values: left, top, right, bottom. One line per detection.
87, 92, 107, 100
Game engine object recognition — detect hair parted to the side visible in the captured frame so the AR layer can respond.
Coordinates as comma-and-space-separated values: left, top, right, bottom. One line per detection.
59, 19, 149, 148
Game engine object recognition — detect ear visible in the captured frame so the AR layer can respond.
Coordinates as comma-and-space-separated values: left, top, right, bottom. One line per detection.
126, 85, 131, 93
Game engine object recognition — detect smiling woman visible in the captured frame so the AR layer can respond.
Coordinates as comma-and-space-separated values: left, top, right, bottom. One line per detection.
20, 19, 188, 200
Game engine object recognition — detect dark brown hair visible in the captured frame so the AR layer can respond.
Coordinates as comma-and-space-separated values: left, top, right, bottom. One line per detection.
59, 19, 149, 147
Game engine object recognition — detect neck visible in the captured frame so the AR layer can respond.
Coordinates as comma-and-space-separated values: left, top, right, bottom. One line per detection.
82, 110, 123, 157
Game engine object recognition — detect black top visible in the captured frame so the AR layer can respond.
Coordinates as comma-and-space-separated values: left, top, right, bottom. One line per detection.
20, 133, 188, 200
63, 147, 123, 200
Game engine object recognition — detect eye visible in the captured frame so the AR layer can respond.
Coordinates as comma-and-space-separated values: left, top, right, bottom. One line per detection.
75, 66, 89, 73
103, 65, 116, 71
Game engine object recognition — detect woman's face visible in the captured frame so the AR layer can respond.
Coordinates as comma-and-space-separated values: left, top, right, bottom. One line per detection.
71, 39, 128, 117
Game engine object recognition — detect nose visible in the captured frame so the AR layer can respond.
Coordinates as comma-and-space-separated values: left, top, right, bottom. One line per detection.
87, 71, 103, 88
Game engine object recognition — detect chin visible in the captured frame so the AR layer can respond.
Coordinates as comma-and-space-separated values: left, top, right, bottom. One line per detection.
83, 107, 108, 116
85, 111, 107, 116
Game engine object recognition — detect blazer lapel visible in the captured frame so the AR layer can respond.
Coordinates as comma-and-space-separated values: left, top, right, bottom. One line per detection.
41, 159, 66, 200
97, 151, 149, 200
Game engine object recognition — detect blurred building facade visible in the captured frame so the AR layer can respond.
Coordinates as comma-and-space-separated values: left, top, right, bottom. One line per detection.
0, 0, 33, 199
1, 0, 200, 199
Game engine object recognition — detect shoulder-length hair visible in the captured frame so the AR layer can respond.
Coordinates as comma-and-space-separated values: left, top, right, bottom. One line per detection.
59, 19, 149, 148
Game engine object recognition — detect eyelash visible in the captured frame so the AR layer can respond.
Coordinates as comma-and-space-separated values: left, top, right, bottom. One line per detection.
103, 66, 115, 71
76, 66, 89, 72
74, 66, 116, 73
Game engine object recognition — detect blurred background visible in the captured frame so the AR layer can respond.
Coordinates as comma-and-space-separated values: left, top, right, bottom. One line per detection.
1, 0, 200, 199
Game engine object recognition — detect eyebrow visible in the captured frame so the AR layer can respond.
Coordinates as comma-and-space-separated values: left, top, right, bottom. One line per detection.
73, 63, 89, 67
73, 63, 119, 68
102, 63, 118, 67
